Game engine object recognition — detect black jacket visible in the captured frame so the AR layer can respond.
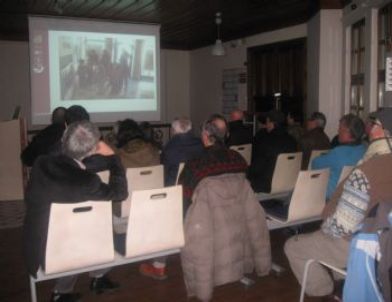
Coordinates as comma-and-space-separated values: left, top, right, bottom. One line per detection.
248, 127, 297, 193
161, 132, 203, 186
227, 120, 253, 146
21, 124, 65, 167
23, 154, 128, 277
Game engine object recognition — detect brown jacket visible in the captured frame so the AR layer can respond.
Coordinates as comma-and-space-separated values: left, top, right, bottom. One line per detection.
181, 173, 271, 301
117, 138, 160, 168
323, 154, 392, 226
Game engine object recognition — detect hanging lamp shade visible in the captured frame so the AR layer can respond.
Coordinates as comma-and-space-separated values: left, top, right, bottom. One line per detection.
211, 12, 225, 56
212, 39, 225, 56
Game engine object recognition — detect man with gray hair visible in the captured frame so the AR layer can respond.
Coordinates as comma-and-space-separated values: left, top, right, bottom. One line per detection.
23, 120, 128, 302
179, 114, 247, 211
161, 117, 203, 187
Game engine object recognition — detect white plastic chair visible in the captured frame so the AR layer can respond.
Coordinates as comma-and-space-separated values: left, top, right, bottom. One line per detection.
111, 165, 164, 218
308, 149, 329, 170
256, 152, 303, 200
230, 144, 252, 165
118, 185, 184, 258
176, 162, 185, 185
45, 201, 114, 274
299, 259, 346, 302
264, 168, 329, 227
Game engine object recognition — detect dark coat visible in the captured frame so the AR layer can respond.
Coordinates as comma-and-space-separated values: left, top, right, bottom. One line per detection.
21, 124, 65, 167
161, 132, 203, 186
227, 120, 253, 146
248, 127, 297, 193
299, 127, 331, 169
23, 154, 128, 277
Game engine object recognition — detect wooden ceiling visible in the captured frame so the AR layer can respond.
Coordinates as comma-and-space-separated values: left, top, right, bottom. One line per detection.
0, 0, 345, 50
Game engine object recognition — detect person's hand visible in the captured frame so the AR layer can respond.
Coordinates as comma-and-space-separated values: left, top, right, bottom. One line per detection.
95, 141, 114, 156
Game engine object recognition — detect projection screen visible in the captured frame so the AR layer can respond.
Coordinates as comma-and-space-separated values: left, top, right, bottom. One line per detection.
29, 16, 160, 124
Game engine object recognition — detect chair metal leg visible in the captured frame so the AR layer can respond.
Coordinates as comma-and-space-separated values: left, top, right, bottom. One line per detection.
299, 259, 315, 302
30, 276, 37, 302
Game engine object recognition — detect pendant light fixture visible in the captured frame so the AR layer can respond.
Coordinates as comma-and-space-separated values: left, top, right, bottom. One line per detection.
212, 12, 225, 56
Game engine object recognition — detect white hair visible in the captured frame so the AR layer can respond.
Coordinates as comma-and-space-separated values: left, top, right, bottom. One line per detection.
171, 117, 192, 135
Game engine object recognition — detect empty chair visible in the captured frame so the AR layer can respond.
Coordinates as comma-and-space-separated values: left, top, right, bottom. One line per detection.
256, 152, 302, 200
112, 165, 164, 218
307, 149, 329, 170
337, 165, 354, 184
230, 144, 252, 165
263, 168, 329, 227
45, 201, 114, 274
116, 186, 184, 258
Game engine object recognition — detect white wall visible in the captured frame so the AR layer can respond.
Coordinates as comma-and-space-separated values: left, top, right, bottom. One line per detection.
0, 41, 30, 124
0, 41, 190, 128
161, 50, 190, 122
307, 10, 344, 138
190, 24, 307, 129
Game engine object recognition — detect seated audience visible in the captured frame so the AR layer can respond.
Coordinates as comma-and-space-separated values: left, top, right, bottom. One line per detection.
179, 114, 248, 212
114, 119, 160, 168
181, 157, 271, 302
161, 117, 203, 186
300, 111, 331, 169
248, 110, 297, 193
23, 120, 128, 302
64, 105, 90, 125
21, 105, 91, 167
139, 114, 246, 281
358, 111, 392, 164
139, 121, 162, 150
311, 113, 366, 199
284, 107, 392, 300
21, 106, 66, 166
287, 111, 304, 145
226, 108, 253, 146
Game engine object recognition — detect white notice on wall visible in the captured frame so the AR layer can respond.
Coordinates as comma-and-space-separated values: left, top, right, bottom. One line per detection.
386, 57, 392, 91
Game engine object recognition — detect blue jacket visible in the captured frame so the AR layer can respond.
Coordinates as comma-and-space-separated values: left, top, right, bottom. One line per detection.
161, 132, 203, 186
312, 144, 366, 199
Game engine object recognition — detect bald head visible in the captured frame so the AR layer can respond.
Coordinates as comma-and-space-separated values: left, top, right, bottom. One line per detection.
230, 109, 244, 122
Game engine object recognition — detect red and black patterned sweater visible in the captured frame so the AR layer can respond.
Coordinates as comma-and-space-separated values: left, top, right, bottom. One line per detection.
178, 144, 248, 213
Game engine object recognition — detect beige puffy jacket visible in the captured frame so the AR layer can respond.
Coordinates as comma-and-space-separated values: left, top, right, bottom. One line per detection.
181, 173, 271, 301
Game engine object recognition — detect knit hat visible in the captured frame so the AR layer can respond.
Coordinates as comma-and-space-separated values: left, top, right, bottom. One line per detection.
370, 107, 392, 133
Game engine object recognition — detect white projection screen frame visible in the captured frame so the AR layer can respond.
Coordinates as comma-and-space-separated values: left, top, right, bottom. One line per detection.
29, 16, 161, 124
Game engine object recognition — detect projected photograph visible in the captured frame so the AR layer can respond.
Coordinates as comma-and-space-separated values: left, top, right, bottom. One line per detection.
51, 32, 156, 101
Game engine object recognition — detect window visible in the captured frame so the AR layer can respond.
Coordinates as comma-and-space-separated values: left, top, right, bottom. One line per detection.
350, 19, 365, 116
378, 2, 392, 108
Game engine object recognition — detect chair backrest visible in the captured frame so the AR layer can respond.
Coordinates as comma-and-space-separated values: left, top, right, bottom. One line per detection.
286, 168, 329, 222
308, 149, 329, 170
127, 164, 164, 191
45, 200, 114, 274
229, 144, 252, 165
106, 165, 164, 218
175, 162, 185, 185
338, 165, 354, 184
124, 185, 184, 258
270, 152, 303, 194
